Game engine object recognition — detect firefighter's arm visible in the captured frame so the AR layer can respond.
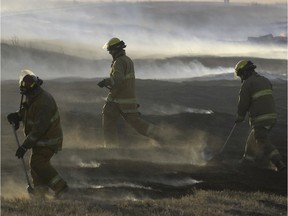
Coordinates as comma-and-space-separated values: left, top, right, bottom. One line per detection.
98, 61, 125, 89
97, 79, 108, 88
7, 105, 26, 129
236, 83, 251, 123
7, 112, 21, 130
23, 102, 54, 148
109, 59, 126, 89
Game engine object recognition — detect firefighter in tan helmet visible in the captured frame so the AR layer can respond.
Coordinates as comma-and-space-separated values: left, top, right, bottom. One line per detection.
7, 70, 69, 198
234, 60, 286, 172
98, 37, 163, 146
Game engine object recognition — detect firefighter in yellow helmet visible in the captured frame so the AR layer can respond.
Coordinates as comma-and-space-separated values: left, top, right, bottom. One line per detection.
98, 37, 162, 146
234, 60, 286, 172
7, 70, 69, 198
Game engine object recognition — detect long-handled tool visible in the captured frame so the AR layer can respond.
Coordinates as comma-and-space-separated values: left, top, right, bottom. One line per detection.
11, 123, 34, 194
202, 123, 237, 161
11, 94, 34, 193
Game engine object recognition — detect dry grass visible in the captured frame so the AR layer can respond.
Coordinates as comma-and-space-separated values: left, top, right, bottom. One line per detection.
1, 190, 287, 216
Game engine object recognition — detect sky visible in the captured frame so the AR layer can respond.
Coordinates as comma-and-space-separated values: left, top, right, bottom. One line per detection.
2, 0, 286, 57
1, 0, 287, 10
1, 0, 286, 16
69, 0, 288, 3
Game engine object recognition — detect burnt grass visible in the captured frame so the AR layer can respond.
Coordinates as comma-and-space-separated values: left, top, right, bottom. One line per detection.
1, 67, 287, 215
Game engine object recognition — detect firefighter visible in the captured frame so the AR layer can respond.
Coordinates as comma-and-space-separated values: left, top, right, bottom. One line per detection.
234, 60, 286, 172
98, 37, 162, 146
7, 70, 69, 198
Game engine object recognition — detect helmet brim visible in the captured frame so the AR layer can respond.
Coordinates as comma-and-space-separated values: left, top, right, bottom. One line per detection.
19, 70, 36, 86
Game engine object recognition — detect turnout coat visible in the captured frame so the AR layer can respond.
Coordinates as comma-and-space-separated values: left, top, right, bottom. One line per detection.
237, 72, 277, 128
20, 88, 63, 151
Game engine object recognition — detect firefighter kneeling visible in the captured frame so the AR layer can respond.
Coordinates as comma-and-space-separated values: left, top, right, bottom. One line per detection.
7, 70, 69, 198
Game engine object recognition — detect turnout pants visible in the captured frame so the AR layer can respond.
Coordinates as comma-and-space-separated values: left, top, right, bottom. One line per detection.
30, 147, 67, 193
244, 125, 282, 165
102, 102, 154, 146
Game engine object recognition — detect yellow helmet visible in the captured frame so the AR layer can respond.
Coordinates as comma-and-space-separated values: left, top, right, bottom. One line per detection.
102, 37, 126, 51
234, 60, 256, 78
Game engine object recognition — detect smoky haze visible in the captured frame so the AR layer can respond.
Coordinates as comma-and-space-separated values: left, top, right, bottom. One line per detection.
1, 1, 287, 80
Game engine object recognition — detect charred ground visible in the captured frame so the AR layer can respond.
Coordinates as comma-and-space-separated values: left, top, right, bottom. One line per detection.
1, 76, 287, 203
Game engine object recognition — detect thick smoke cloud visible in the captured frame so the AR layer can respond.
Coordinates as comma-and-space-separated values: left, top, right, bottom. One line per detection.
2, 1, 287, 59
1, 1, 286, 80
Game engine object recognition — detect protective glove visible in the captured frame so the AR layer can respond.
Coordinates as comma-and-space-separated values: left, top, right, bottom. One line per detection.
97, 79, 107, 88
15, 144, 28, 159
235, 115, 245, 124
7, 112, 21, 130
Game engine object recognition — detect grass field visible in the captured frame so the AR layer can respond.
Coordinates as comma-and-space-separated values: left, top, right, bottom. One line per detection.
1, 190, 287, 216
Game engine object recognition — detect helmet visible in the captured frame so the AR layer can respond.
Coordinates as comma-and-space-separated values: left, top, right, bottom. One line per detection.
19, 70, 43, 95
102, 37, 126, 51
234, 60, 256, 82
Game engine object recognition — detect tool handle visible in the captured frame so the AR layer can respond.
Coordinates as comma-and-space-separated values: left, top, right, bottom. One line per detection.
219, 123, 236, 153
19, 94, 24, 110
11, 124, 33, 187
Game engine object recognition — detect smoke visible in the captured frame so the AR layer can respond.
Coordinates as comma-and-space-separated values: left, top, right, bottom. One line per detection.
176, 129, 211, 165
155, 177, 202, 187
78, 161, 101, 168
56, 120, 210, 165
62, 127, 104, 149
143, 104, 213, 116
1, 1, 287, 63
1, 118, 212, 200
139, 124, 211, 165
1, 177, 31, 199
1, 1, 286, 80
136, 59, 233, 80
1, 47, 237, 80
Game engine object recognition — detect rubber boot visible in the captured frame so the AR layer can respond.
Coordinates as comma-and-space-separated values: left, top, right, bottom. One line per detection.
53, 179, 69, 198
49, 175, 69, 198
274, 160, 286, 172
237, 155, 255, 169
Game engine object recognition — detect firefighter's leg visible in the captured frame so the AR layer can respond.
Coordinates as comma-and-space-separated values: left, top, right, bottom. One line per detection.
30, 147, 68, 197
30, 169, 49, 198
254, 126, 286, 171
102, 102, 121, 147
123, 112, 150, 136
123, 112, 165, 143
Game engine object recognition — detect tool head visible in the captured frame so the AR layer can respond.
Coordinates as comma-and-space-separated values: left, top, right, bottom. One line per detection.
26, 184, 34, 194
201, 148, 215, 161
201, 146, 224, 163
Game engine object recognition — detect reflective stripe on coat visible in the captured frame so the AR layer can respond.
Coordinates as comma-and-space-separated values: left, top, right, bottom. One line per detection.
237, 72, 277, 127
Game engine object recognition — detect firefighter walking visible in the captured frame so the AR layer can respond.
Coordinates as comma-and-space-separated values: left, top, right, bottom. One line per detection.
234, 60, 286, 172
7, 70, 69, 198
98, 37, 162, 147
